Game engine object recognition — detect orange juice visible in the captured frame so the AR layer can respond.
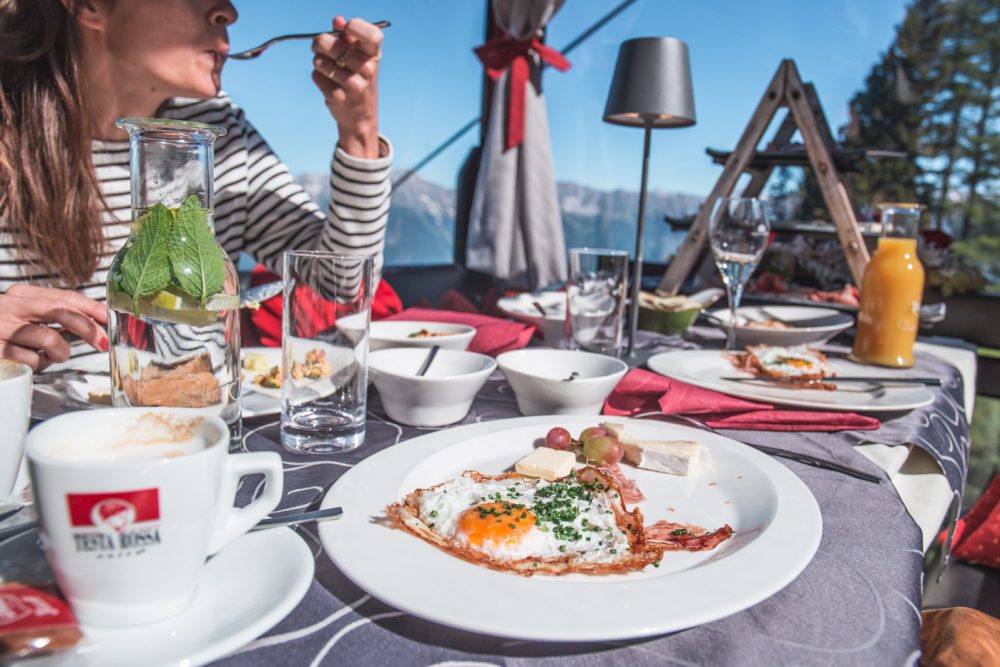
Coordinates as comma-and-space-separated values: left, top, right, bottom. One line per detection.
850, 236, 924, 368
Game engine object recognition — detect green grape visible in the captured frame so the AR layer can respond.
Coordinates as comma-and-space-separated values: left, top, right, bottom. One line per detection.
583, 436, 623, 465
579, 426, 608, 446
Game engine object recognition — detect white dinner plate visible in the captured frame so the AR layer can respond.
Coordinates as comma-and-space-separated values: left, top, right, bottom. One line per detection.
496, 291, 566, 347
239, 347, 282, 417
708, 306, 854, 347
319, 415, 822, 641
646, 350, 935, 412
369, 321, 475, 351
12, 527, 313, 667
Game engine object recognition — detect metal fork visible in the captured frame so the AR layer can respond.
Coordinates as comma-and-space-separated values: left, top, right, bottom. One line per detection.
227, 21, 391, 60
659, 413, 882, 484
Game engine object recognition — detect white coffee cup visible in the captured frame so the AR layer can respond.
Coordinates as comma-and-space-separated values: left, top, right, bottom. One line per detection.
0, 359, 31, 496
25, 408, 284, 627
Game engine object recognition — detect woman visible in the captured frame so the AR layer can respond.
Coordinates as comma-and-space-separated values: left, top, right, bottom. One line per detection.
0, 0, 390, 370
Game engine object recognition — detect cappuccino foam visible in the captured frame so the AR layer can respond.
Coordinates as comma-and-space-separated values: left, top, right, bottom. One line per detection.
0, 359, 28, 381
45, 414, 209, 463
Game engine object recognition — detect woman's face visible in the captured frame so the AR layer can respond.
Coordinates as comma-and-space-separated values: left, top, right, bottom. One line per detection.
95, 0, 237, 99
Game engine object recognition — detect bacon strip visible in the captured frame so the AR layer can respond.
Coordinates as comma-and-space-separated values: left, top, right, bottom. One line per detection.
644, 520, 734, 552
597, 463, 646, 503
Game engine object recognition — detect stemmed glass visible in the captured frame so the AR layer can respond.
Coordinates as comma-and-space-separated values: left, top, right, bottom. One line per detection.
708, 197, 770, 350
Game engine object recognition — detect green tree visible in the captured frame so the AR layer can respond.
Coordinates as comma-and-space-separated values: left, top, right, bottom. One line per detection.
954, 0, 1000, 238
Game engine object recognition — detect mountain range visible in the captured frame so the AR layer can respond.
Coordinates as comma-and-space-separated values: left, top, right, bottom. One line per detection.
293, 172, 703, 266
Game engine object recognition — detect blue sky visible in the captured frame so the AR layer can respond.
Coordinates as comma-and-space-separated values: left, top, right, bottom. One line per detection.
224, 0, 909, 196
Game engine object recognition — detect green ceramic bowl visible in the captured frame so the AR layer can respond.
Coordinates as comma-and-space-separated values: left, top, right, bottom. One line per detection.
637, 305, 701, 336
636, 288, 723, 336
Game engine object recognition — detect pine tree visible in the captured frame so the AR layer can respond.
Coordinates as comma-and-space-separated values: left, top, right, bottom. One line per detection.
955, 0, 1000, 238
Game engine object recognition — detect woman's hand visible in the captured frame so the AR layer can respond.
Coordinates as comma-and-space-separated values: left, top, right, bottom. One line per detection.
0, 285, 109, 371
311, 16, 383, 159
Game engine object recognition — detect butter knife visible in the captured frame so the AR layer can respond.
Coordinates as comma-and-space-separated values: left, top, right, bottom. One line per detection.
240, 281, 283, 309
721, 376, 941, 386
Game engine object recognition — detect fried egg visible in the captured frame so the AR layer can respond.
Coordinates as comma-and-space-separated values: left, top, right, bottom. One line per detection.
386, 467, 664, 576
748, 344, 831, 381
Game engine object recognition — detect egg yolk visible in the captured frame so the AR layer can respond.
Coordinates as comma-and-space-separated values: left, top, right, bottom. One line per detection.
456, 502, 536, 550
774, 356, 815, 369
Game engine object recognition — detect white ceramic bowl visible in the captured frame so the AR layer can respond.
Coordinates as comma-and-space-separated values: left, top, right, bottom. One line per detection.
369, 321, 475, 352
496, 349, 628, 416
496, 291, 566, 347
369, 348, 496, 427
708, 306, 854, 347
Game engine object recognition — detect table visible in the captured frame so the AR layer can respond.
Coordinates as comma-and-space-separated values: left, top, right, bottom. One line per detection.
215, 333, 970, 667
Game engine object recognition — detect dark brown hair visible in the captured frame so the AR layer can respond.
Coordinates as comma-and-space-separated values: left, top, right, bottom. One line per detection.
0, 0, 104, 286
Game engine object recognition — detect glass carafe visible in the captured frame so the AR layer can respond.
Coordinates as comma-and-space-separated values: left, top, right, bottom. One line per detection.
107, 119, 241, 444
850, 203, 925, 368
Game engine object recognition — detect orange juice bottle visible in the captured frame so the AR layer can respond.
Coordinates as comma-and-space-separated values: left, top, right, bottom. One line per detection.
850, 204, 925, 368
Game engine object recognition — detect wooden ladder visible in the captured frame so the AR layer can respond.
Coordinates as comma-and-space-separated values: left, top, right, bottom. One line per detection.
657, 59, 870, 294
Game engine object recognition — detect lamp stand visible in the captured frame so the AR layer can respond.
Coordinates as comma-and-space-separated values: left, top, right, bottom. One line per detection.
626, 123, 653, 360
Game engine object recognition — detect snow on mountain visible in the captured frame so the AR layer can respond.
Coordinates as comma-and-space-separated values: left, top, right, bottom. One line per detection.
292, 171, 702, 265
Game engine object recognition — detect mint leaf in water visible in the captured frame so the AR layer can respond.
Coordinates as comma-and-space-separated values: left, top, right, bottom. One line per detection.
120, 204, 173, 309
169, 195, 225, 307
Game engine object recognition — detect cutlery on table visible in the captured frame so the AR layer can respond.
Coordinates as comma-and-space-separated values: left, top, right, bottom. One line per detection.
252, 506, 344, 531
416, 345, 440, 377
0, 505, 22, 523
659, 413, 882, 484
0, 506, 345, 543
228, 21, 391, 60
720, 375, 942, 386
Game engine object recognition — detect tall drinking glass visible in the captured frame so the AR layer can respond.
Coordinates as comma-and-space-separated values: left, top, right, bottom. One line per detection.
565, 248, 628, 356
708, 197, 770, 350
280, 251, 374, 454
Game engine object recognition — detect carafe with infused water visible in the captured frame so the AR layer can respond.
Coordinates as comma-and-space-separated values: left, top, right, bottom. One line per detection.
850, 203, 925, 368
107, 119, 241, 444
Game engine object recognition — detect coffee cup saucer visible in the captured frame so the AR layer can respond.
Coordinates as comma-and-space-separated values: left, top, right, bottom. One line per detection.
7, 527, 312, 667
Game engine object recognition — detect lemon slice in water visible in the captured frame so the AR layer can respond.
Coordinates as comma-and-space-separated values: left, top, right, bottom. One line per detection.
110, 286, 239, 327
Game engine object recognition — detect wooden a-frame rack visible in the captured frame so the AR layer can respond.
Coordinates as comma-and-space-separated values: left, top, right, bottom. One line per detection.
658, 59, 871, 294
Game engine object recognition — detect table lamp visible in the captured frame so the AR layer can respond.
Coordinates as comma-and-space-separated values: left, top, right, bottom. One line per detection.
603, 37, 696, 359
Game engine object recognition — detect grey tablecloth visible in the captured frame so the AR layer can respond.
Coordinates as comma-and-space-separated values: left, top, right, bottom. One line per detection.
216, 334, 969, 667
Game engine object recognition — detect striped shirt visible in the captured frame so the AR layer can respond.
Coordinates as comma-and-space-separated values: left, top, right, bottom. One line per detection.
0, 93, 392, 353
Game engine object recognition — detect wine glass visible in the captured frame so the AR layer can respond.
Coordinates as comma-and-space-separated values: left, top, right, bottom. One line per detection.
708, 197, 770, 350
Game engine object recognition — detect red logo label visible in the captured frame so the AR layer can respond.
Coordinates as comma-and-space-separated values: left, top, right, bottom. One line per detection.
66, 489, 159, 532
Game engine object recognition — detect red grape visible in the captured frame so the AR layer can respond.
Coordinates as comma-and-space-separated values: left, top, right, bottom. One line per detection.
545, 427, 572, 450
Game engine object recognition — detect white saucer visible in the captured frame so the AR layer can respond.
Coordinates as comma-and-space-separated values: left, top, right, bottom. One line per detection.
16, 528, 313, 667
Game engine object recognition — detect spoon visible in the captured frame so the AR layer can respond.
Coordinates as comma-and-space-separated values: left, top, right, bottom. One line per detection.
228, 21, 391, 60
0, 506, 345, 543
416, 345, 440, 377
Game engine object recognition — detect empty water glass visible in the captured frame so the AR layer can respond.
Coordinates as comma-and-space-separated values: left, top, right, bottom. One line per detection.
565, 248, 628, 356
280, 251, 374, 454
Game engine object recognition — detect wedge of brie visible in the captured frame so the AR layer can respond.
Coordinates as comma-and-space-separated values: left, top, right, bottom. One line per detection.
599, 421, 700, 476
621, 438, 699, 476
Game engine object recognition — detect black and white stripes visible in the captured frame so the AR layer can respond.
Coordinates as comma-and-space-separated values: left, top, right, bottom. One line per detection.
0, 93, 392, 355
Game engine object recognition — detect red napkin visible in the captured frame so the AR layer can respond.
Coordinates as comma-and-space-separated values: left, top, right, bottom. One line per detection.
604, 368, 880, 432
385, 308, 535, 357
941, 473, 1000, 569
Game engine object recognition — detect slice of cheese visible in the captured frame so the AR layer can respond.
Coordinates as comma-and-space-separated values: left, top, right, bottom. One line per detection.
621, 438, 700, 476
515, 447, 577, 482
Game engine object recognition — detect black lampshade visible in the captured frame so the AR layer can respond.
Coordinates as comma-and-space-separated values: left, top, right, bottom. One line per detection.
603, 37, 696, 128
